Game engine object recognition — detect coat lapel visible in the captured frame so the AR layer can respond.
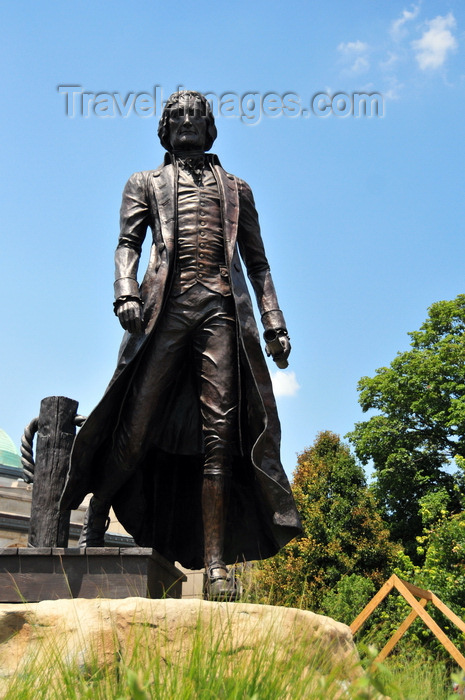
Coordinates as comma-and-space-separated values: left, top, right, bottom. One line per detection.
213, 165, 239, 265
151, 163, 176, 262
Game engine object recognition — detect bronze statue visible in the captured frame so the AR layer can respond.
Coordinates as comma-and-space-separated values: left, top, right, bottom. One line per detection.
61, 91, 302, 598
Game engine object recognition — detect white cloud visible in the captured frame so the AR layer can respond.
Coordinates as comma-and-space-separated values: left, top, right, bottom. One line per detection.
412, 13, 458, 70
380, 51, 399, 70
271, 371, 300, 398
384, 76, 404, 101
337, 41, 370, 73
351, 56, 370, 73
390, 4, 420, 41
338, 40, 369, 54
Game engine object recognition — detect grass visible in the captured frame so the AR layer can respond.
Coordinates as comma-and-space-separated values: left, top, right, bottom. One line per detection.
355, 643, 457, 699
1, 640, 459, 699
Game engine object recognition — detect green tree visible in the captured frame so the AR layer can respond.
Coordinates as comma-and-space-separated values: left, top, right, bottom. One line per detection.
347, 295, 465, 557
320, 573, 376, 626
416, 489, 465, 615
380, 490, 465, 657
252, 431, 397, 611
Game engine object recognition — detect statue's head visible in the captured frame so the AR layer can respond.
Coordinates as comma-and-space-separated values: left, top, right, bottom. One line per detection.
158, 91, 217, 154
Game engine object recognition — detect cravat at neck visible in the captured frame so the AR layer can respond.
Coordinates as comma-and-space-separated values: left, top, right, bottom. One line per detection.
176, 154, 206, 186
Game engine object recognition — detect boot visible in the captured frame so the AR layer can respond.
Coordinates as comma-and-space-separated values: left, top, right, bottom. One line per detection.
205, 560, 238, 601
202, 473, 239, 601
78, 496, 111, 547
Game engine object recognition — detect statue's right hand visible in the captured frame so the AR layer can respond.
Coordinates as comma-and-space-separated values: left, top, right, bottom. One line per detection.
117, 300, 142, 334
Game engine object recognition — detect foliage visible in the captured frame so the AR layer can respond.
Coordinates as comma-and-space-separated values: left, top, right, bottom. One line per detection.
252, 431, 398, 611
404, 489, 465, 654
320, 573, 376, 626
418, 508, 465, 612
356, 489, 465, 659
347, 295, 465, 557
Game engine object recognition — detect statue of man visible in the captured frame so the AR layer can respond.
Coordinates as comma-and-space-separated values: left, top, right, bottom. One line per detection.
61, 91, 302, 598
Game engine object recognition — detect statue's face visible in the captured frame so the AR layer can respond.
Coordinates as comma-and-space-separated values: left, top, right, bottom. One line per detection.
168, 97, 208, 153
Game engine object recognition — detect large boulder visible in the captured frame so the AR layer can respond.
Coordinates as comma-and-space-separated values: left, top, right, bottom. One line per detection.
0, 598, 363, 693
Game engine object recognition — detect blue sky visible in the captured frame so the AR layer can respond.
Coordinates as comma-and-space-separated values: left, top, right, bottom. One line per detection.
1, 1, 464, 480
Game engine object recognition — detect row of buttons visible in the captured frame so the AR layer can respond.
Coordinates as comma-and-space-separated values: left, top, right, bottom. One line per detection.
197, 269, 229, 279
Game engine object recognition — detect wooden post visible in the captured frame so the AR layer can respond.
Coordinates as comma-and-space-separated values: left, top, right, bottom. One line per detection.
28, 396, 78, 548
394, 577, 465, 670
350, 574, 465, 671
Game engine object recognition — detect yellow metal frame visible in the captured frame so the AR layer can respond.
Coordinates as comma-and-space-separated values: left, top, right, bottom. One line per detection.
350, 574, 465, 669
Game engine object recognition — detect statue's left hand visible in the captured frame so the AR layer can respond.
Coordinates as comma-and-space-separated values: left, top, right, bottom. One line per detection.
117, 300, 142, 334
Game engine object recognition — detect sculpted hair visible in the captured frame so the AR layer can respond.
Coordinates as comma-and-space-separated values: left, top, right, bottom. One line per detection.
158, 91, 217, 152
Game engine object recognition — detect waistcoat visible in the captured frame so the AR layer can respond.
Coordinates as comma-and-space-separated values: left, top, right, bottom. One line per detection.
171, 164, 231, 297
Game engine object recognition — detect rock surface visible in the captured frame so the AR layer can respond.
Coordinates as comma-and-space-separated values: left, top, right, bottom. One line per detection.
0, 598, 361, 690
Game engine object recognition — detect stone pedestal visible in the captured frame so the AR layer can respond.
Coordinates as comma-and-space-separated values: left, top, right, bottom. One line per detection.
0, 547, 186, 602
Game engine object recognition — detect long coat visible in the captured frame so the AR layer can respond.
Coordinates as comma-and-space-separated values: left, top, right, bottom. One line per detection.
61, 154, 302, 568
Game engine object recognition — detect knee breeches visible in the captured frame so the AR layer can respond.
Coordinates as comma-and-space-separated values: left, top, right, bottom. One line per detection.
110, 285, 238, 478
